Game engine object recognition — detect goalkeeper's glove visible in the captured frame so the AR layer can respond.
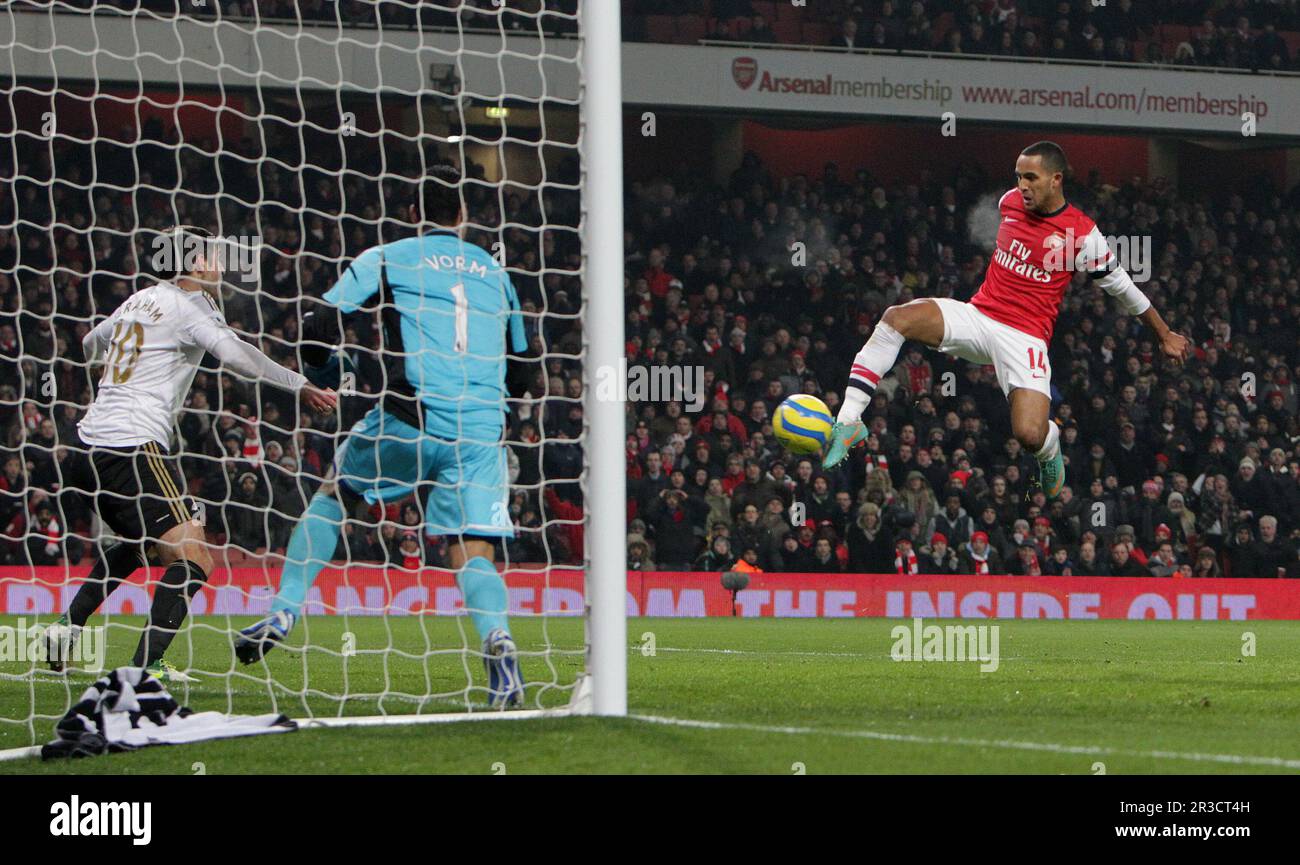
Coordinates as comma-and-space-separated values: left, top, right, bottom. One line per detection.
300, 306, 352, 389
303, 350, 355, 391
299, 306, 341, 368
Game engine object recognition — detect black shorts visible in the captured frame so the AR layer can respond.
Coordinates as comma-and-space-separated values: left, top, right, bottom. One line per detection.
66, 439, 197, 542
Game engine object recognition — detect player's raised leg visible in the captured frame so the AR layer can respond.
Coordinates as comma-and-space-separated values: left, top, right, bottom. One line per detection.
825, 299, 946, 468
1009, 388, 1064, 499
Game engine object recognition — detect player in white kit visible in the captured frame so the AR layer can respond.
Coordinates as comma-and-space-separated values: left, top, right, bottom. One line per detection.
45, 226, 337, 678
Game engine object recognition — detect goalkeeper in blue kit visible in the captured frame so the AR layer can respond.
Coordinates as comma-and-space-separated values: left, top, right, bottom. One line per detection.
236, 164, 530, 708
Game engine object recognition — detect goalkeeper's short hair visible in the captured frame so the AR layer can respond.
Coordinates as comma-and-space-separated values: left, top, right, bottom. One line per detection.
421, 163, 464, 227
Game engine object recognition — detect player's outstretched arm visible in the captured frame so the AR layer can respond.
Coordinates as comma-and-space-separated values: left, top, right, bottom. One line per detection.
1138, 304, 1190, 366
186, 317, 337, 415
298, 382, 338, 414
1090, 257, 1189, 366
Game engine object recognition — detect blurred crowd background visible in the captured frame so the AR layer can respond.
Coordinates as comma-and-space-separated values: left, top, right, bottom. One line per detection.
0, 114, 587, 572
618, 148, 1300, 578
1, 0, 1297, 579
627, 0, 1300, 71
26, 0, 1300, 72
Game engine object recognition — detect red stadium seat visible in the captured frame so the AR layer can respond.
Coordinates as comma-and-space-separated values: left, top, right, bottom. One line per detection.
645, 15, 676, 43
774, 0, 803, 22
932, 12, 955, 49
773, 19, 801, 44
676, 15, 707, 44
1158, 23, 1193, 45
801, 22, 831, 46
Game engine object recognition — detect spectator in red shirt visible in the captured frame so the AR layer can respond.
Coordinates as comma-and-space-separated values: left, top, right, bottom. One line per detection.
695, 407, 748, 446
642, 248, 676, 299
720, 454, 746, 496
1012, 541, 1043, 576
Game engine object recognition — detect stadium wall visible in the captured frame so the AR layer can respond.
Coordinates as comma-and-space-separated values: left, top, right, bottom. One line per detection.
624, 43, 1299, 138
737, 122, 1157, 186
7, 11, 1295, 141
4, 568, 1297, 621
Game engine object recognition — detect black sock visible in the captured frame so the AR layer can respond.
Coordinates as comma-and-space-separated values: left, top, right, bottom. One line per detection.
131, 559, 209, 668
67, 541, 144, 628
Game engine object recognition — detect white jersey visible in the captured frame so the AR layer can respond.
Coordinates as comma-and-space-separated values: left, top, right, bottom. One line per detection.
78, 281, 306, 448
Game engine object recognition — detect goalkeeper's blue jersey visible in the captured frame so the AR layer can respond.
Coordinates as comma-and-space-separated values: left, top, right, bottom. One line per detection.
324, 230, 527, 441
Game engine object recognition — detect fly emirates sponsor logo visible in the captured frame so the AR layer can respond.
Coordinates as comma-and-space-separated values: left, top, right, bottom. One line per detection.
993, 237, 1054, 283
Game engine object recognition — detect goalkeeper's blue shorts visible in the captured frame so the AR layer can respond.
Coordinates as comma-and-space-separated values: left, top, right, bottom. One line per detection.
334, 406, 514, 538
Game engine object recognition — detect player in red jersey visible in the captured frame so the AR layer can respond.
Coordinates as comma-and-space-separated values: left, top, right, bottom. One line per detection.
823, 141, 1190, 499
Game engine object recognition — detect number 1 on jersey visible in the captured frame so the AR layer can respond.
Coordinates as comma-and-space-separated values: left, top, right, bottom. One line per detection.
450, 282, 468, 354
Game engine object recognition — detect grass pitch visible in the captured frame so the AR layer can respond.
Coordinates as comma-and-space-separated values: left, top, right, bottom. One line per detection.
1, 615, 1298, 774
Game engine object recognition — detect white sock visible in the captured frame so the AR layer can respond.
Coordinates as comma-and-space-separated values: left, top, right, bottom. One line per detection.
837, 322, 904, 423
1035, 421, 1061, 463
837, 388, 869, 424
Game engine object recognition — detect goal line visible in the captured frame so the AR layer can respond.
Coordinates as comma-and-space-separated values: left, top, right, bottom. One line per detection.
0, 673, 593, 763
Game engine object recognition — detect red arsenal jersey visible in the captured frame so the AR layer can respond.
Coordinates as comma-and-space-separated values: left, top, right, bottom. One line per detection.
970, 188, 1113, 343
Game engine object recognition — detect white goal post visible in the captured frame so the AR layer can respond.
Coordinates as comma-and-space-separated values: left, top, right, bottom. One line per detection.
580, 0, 628, 718
0, 0, 625, 750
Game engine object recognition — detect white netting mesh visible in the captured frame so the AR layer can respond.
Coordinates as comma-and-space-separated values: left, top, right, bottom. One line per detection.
0, 0, 591, 745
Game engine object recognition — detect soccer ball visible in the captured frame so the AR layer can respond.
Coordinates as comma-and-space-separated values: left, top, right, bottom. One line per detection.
772, 395, 834, 455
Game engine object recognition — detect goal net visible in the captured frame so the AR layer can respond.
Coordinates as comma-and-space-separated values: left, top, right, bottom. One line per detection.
0, 0, 626, 750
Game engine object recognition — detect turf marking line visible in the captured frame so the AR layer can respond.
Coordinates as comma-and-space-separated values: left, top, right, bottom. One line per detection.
627, 713, 1300, 770
632, 645, 1252, 665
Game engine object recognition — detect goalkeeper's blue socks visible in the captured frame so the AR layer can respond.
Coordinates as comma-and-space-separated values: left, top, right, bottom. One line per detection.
273, 493, 344, 617
460, 557, 522, 708
458, 556, 510, 641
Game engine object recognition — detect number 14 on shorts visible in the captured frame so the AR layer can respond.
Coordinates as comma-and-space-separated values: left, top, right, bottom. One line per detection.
1027, 347, 1047, 379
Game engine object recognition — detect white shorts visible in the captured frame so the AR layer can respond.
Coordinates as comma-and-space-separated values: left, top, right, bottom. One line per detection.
932, 298, 1052, 399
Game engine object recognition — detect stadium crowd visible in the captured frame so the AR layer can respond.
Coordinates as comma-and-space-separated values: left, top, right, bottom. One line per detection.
1, 109, 1299, 580
619, 150, 1300, 578
628, 0, 1300, 72
19, 0, 579, 32
20, 0, 1300, 72
0, 110, 586, 572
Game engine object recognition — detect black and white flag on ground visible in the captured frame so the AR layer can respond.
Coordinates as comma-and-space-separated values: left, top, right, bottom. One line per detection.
42, 667, 295, 760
